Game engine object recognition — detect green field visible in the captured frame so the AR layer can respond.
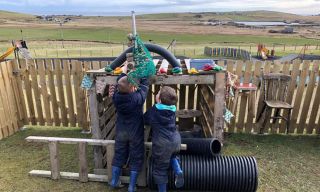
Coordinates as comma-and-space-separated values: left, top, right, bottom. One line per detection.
0, 126, 319, 191
1, 27, 320, 45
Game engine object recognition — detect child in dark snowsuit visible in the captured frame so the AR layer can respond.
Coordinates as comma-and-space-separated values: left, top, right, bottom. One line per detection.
144, 86, 184, 192
110, 64, 149, 192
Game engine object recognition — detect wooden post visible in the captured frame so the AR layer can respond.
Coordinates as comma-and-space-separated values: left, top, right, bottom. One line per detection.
106, 144, 115, 183
89, 88, 103, 169
283, 44, 286, 51
49, 141, 60, 180
78, 142, 88, 182
214, 64, 225, 142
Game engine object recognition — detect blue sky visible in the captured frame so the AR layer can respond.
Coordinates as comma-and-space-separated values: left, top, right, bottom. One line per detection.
0, 0, 319, 15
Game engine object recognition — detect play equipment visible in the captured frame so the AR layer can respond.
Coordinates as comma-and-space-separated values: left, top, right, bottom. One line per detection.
257, 44, 275, 60
0, 40, 32, 62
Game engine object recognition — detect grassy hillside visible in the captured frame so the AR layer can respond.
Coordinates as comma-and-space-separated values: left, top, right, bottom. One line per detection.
0, 10, 34, 19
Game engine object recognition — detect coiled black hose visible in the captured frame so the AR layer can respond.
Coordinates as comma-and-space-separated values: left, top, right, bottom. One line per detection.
180, 138, 222, 156
109, 44, 181, 69
148, 155, 258, 191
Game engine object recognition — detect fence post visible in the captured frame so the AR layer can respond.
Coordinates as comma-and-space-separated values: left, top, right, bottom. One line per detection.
284, 44, 286, 51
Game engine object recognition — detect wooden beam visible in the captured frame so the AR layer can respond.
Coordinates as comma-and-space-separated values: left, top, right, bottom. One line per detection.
84, 74, 218, 85
29, 170, 130, 183
25, 136, 187, 150
48, 141, 60, 180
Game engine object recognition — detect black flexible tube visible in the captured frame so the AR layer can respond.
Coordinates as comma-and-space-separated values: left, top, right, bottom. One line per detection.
109, 44, 181, 69
148, 155, 258, 191
180, 138, 222, 156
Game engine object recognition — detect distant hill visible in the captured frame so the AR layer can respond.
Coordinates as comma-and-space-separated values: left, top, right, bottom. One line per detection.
0, 10, 34, 19
138, 10, 319, 22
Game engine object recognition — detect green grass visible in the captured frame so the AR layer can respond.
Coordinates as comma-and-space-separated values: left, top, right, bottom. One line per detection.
1, 27, 320, 45
0, 126, 319, 191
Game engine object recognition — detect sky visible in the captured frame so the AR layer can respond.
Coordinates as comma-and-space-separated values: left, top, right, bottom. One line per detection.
0, 0, 319, 16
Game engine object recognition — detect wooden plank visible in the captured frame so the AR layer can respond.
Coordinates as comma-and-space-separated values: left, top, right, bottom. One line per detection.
106, 144, 114, 183
20, 59, 36, 124
71, 60, 83, 128
290, 61, 310, 133
30, 60, 45, 125
0, 61, 18, 133
179, 84, 186, 110
11, 60, 28, 125
48, 141, 60, 180
93, 74, 217, 85
0, 69, 9, 138
38, 60, 52, 126
92, 61, 100, 70
187, 85, 195, 109
298, 61, 319, 134
78, 142, 88, 182
244, 61, 254, 133
25, 136, 187, 149
307, 61, 320, 134
55, 59, 68, 126
278, 61, 290, 133
279, 60, 300, 131
29, 170, 131, 183
47, 59, 60, 126
63, 60, 76, 127
232, 60, 244, 131
0, 63, 14, 137
213, 70, 225, 142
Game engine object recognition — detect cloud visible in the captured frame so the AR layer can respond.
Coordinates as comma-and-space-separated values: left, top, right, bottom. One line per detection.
0, 0, 319, 15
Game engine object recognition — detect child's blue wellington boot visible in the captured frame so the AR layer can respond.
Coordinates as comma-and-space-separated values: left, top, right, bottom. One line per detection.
110, 166, 121, 188
171, 158, 184, 188
157, 183, 167, 192
128, 171, 139, 192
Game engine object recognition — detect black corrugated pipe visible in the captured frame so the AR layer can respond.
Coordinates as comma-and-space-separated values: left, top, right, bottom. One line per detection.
180, 138, 222, 156
148, 155, 258, 192
109, 44, 181, 69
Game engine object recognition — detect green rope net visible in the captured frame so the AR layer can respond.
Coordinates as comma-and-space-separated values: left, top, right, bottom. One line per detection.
127, 35, 156, 86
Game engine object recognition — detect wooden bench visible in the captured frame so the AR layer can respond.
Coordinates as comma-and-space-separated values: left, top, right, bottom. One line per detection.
25, 136, 186, 185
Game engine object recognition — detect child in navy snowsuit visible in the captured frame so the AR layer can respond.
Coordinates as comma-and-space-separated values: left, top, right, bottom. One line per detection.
144, 86, 184, 192
110, 64, 149, 192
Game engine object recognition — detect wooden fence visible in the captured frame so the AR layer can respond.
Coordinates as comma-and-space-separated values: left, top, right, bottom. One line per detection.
0, 58, 319, 140
204, 47, 251, 60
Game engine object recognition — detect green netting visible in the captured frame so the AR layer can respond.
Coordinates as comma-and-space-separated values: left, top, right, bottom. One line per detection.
127, 35, 156, 86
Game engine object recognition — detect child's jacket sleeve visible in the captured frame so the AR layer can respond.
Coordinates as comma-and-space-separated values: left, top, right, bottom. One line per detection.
133, 78, 150, 105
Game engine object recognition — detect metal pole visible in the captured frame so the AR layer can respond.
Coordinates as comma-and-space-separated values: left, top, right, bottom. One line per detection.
131, 11, 137, 48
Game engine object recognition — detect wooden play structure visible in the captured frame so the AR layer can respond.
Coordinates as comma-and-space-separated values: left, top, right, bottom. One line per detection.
85, 59, 226, 186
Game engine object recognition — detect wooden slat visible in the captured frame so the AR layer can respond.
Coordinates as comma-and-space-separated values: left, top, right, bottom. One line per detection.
0, 67, 9, 138
20, 59, 36, 124
55, 59, 68, 126
279, 60, 300, 131
78, 142, 88, 182
71, 60, 83, 128
11, 60, 28, 125
106, 143, 114, 183
290, 61, 310, 133
185, 59, 191, 72
244, 61, 254, 133
38, 60, 52, 126
92, 61, 100, 70
179, 84, 186, 110
47, 59, 60, 126
63, 60, 76, 127
233, 60, 243, 131
48, 141, 60, 180
3, 62, 20, 130
307, 61, 320, 133
1, 61, 18, 132
278, 61, 290, 133
187, 85, 195, 109
298, 62, 319, 134
30, 60, 45, 125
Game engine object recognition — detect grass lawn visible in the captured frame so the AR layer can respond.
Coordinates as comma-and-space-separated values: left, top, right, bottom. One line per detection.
0, 126, 319, 192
